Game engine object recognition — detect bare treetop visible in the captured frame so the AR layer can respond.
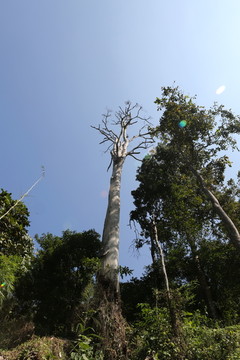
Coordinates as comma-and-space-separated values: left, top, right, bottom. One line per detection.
91, 102, 154, 169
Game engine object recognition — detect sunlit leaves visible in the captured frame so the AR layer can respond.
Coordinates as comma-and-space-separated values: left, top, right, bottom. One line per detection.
153, 86, 240, 177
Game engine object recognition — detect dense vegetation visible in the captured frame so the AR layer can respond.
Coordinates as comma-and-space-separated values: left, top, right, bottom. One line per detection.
1, 87, 240, 359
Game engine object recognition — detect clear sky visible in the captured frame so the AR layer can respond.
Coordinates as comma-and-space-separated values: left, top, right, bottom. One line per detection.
1, 1, 240, 278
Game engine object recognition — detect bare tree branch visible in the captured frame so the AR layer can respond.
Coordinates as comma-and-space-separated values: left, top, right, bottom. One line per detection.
128, 154, 142, 161
107, 157, 113, 172
104, 142, 114, 154
91, 125, 116, 144
91, 101, 154, 165
127, 138, 154, 154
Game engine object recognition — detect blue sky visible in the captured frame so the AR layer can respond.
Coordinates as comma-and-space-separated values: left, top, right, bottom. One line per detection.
1, 1, 240, 278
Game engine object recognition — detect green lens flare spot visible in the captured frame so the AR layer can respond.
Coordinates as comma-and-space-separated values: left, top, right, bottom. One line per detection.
178, 120, 187, 128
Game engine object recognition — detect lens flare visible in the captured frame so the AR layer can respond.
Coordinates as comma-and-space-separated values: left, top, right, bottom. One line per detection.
178, 120, 187, 128
216, 85, 226, 95
100, 190, 108, 198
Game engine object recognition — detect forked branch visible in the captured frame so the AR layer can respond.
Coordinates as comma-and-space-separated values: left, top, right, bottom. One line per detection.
92, 102, 154, 166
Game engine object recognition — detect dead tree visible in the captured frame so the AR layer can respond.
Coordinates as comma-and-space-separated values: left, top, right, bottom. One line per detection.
92, 102, 154, 359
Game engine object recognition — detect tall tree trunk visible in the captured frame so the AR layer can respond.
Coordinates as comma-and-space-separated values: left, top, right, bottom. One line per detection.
190, 166, 240, 251
188, 239, 218, 319
92, 102, 153, 359
99, 158, 124, 294
97, 157, 128, 360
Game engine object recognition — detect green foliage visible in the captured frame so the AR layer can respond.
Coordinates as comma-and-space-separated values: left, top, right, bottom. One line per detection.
152, 85, 240, 215
154, 86, 240, 160
15, 229, 101, 336
0, 191, 35, 349
0, 189, 33, 260
0, 254, 22, 306
70, 322, 103, 360
129, 303, 178, 359
130, 86, 240, 325
1, 88, 240, 358
193, 240, 240, 323
129, 303, 240, 360
121, 267, 165, 322
184, 315, 239, 360
119, 265, 133, 279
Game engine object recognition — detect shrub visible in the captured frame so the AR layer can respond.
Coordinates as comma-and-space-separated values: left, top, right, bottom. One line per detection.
129, 304, 240, 360
129, 303, 179, 360
0, 336, 70, 360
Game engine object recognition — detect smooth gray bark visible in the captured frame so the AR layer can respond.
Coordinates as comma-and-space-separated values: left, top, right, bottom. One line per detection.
100, 158, 125, 294
93, 103, 153, 297
92, 104, 153, 359
151, 219, 170, 295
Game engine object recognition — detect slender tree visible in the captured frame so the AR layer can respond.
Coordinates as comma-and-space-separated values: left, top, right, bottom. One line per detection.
130, 144, 223, 322
130, 156, 189, 354
150, 216, 184, 343
92, 102, 153, 359
153, 86, 240, 250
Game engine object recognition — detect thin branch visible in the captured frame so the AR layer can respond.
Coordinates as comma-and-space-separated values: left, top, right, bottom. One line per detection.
91, 125, 116, 143
0, 167, 45, 221
104, 142, 114, 154
100, 138, 110, 145
129, 130, 153, 143
127, 137, 155, 155
102, 117, 118, 139
128, 143, 150, 154
129, 151, 141, 155
107, 157, 113, 171
92, 101, 154, 168
128, 154, 142, 161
